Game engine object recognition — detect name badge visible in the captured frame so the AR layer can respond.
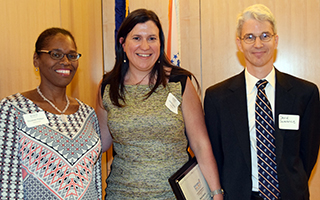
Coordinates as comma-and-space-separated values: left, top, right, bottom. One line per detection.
165, 93, 180, 114
279, 114, 300, 130
23, 111, 49, 128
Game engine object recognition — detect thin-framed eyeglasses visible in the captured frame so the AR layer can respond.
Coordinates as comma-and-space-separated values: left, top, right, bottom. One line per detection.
37, 50, 82, 61
240, 32, 275, 44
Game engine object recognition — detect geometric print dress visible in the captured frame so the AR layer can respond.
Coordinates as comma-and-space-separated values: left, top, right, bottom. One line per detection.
0, 93, 102, 200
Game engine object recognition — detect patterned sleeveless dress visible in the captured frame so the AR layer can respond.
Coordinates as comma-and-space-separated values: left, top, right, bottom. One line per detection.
103, 75, 189, 199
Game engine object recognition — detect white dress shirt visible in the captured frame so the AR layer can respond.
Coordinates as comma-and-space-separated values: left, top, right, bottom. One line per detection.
245, 67, 276, 192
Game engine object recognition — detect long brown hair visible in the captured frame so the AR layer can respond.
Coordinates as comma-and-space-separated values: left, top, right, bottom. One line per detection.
101, 9, 195, 107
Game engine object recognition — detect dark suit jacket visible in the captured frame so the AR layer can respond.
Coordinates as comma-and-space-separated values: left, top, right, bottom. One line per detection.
204, 69, 320, 200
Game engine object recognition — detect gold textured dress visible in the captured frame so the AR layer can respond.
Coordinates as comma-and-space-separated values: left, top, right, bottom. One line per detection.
103, 76, 189, 199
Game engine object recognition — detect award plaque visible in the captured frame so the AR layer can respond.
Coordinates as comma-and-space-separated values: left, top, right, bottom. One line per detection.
168, 157, 211, 200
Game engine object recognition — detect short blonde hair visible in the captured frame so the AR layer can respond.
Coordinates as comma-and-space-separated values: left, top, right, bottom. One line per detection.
236, 4, 277, 37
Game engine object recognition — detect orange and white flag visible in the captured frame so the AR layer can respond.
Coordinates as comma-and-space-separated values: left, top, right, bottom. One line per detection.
167, 0, 180, 66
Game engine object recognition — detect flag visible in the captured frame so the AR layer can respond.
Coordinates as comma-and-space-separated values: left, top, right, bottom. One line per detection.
167, 0, 180, 66
115, 0, 129, 48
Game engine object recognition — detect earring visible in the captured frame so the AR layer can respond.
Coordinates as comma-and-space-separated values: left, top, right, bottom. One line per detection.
123, 53, 127, 63
158, 60, 160, 63
35, 67, 38, 72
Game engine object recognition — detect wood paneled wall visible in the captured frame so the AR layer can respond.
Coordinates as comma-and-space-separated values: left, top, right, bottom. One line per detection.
0, 1, 60, 98
102, 0, 320, 198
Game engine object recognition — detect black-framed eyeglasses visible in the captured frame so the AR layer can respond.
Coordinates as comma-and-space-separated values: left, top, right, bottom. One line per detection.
241, 32, 275, 44
37, 50, 82, 61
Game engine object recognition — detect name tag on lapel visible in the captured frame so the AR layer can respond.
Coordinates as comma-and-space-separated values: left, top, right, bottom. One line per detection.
279, 114, 300, 130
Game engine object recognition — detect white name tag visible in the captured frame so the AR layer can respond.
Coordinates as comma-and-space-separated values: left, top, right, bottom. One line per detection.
23, 111, 49, 128
165, 93, 180, 114
279, 114, 300, 130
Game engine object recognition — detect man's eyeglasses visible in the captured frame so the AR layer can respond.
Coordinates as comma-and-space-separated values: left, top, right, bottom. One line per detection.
37, 50, 82, 61
240, 32, 275, 44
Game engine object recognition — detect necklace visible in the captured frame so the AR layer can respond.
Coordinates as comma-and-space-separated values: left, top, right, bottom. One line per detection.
135, 73, 150, 85
37, 86, 70, 123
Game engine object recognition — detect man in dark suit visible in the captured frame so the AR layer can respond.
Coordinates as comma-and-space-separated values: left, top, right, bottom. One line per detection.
204, 4, 320, 200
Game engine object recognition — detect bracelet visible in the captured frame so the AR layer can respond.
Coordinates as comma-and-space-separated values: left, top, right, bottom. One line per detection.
210, 188, 224, 197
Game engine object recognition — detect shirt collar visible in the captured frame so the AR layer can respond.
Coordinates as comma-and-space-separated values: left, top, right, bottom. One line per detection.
245, 67, 275, 94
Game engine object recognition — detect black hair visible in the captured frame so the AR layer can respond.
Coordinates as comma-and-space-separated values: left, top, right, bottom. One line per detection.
35, 27, 77, 53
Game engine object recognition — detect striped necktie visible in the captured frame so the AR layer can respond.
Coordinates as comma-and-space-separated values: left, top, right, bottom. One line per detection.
255, 79, 280, 200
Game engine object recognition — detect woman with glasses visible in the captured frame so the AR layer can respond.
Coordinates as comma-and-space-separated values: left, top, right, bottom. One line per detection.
0, 27, 102, 199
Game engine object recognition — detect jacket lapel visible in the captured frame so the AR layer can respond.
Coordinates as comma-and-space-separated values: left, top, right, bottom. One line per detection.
226, 71, 252, 169
274, 69, 295, 163
223, 69, 295, 172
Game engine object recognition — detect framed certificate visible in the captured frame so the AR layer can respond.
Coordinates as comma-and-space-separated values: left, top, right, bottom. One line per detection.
168, 157, 211, 200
